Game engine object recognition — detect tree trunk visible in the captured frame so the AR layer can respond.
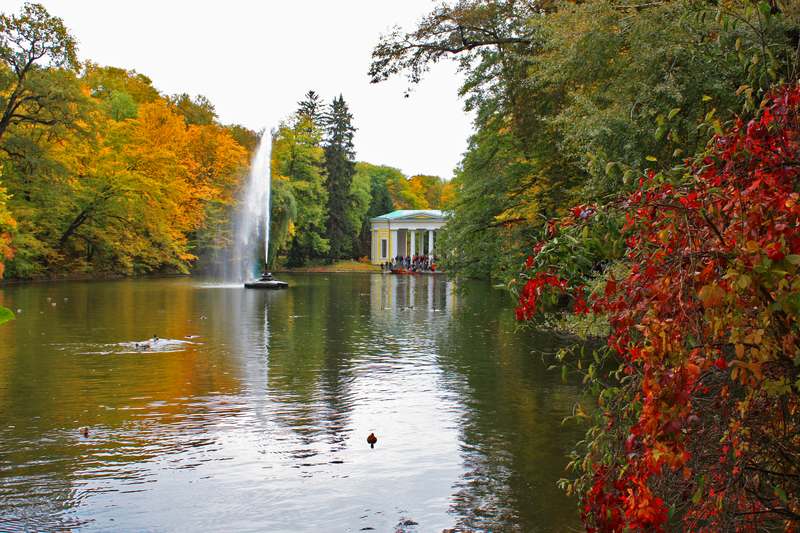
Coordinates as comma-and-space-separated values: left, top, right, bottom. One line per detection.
59, 207, 91, 248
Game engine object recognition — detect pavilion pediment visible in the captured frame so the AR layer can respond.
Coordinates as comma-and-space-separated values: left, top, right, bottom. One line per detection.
370, 209, 447, 224
401, 213, 439, 220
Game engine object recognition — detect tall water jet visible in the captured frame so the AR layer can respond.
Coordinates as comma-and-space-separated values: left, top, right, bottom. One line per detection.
231, 131, 288, 289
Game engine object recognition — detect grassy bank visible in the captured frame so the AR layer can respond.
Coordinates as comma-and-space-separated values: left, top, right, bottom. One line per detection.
274, 260, 380, 273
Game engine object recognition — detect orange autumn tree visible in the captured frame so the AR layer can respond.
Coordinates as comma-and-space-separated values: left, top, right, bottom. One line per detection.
49, 97, 247, 274
516, 85, 800, 530
48, 100, 193, 272
0, 3, 253, 277
184, 122, 248, 260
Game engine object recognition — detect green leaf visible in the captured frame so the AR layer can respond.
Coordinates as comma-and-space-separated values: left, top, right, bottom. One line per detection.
758, 1, 771, 18
785, 255, 800, 265
667, 107, 681, 120
0, 307, 15, 326
702, 95, 713, 102
774, 485, 788, 504
736, 274, 751, 289
645, 155, 658, 162
605, 161, 617, 176
623, 170, 636, 184
692, 475, 706, 504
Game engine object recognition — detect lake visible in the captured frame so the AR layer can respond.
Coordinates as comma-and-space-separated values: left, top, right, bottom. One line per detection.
0, 274, 583, 532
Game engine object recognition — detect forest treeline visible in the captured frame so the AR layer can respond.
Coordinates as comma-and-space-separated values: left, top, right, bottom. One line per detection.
372, 0, 800, 282
369, 0, 800, 529
0, 3, 450, 280
0, 2, 252, 278
268, 90, 454, 267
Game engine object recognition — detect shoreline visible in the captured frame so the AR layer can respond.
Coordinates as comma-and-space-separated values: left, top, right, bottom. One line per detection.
0, 272, 190, 286
0, 264, 450, 285
271, 259, 380, 274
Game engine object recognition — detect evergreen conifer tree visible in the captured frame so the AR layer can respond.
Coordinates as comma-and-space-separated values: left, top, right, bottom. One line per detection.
297, 90, 323, 126
322, 94, 356, 260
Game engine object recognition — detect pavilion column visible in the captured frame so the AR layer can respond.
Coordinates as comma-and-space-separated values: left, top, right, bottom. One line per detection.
410, 230, 416, 258
428, 229, 435, 259
390, 229, 398, 259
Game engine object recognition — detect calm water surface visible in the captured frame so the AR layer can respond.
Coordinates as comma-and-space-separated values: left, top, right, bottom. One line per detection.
0, 274, 582, 532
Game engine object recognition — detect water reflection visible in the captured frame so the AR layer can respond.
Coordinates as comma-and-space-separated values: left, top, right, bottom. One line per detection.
0, 275, 581, 532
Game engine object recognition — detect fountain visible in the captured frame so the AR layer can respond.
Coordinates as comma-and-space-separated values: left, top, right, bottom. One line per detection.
244, 270, 288, 289
233, 131, 288, 290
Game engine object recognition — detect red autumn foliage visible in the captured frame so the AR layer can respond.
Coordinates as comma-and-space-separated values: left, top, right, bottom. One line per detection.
515, 271, 568, 321
518, 84, 800, 530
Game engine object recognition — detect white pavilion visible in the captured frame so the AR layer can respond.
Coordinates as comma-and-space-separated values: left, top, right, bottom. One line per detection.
369, 210, 447, 264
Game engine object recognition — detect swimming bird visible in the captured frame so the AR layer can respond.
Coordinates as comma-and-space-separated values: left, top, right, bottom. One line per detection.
367, 433, 377, 448
80, 427, 89, 438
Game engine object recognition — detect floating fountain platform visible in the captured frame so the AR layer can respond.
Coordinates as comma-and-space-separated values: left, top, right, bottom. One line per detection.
244, 272, 288, 290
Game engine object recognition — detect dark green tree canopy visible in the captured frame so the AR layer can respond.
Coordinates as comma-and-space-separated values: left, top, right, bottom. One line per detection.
168, 93, 217, 125
368, 174, 394, 217
273, 114, 329, 266
323, 94, 357, 260
323, 94, 355, 158
297, 89, 323, 125
106, 90, 137, 121
225, 124, 259, 155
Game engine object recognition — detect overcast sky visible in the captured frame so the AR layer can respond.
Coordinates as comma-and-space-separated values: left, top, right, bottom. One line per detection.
5, 0, 473, 179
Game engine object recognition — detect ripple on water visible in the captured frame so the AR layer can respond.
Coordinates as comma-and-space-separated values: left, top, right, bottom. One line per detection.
0, 275, 583, 532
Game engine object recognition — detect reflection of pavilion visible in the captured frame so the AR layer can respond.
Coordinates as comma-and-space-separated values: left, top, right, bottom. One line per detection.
369, 210, 446, 263
369, 274, 457, 316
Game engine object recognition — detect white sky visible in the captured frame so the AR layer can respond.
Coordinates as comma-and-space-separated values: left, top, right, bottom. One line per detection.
5, 0, 473, 180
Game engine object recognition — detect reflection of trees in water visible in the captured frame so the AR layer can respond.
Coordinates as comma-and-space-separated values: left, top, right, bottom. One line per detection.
0, 280, 243, 528
434, 283, 585, 532
265, 275, 368, 451
264, 274, 455, 454
1, 276, 587, 530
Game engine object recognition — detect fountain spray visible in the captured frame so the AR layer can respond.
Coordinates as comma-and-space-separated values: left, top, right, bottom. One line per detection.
234, 131, 287, 289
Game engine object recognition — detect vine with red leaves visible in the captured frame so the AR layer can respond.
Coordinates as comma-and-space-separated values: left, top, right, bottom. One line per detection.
517, 84, 800, 530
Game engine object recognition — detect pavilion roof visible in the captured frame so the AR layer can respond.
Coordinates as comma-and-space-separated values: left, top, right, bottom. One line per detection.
370, 209, 446, 222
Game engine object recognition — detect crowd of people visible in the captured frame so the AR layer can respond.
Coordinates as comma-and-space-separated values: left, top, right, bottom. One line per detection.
381, 255, 437, 273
